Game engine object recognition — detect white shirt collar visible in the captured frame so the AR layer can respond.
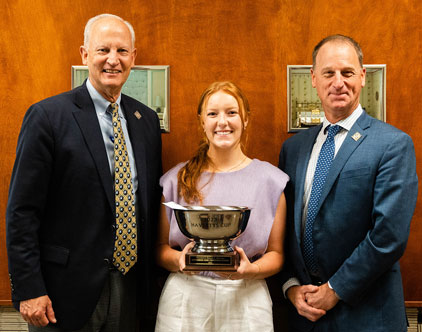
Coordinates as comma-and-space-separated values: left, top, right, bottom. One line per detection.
321, 104, 363, 133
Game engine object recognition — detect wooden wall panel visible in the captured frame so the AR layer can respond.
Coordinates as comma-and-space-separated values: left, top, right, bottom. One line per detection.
0, 0, 421, 307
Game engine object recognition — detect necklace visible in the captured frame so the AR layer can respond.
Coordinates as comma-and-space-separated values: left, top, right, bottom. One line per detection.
213, 156, 248, 173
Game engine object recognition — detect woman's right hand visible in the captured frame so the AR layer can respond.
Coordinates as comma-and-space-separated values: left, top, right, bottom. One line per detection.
178, 241, 195, 272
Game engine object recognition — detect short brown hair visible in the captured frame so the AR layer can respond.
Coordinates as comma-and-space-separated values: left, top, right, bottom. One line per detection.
312, 34, 363, 68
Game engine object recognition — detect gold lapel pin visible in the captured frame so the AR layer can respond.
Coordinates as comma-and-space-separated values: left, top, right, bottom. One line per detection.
134, 111, 142, 119
351, 132, 362, 141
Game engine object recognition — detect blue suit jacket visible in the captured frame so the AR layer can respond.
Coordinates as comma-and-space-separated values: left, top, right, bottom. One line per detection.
6, 83, 162, 330
279, 111, 418, 332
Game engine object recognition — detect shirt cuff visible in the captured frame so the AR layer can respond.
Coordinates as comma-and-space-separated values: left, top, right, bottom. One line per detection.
282, 277, 301, 298
328, 280, 341, 300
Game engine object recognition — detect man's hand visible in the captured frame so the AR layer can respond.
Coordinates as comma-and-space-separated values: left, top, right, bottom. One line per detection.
20, 295, 57, 327
287, 285, 326, 322
305, 283, 339, 311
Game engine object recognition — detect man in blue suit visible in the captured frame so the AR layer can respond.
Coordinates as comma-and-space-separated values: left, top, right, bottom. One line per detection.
279, 35, 418, 331
6, 14, 162, 331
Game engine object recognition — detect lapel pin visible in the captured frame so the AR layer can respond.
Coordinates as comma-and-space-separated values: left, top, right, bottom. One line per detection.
351, 132, 362, 141
134, 111, 142, 119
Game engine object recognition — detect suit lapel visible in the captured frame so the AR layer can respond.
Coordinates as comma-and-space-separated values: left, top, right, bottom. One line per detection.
72, 85, 114, 213
294, 125, 321, 245
318, 112, 371, 210
121, 96, 148, 216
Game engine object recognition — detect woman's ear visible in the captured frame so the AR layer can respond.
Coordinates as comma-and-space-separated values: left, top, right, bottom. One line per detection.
198, 115, 205, 131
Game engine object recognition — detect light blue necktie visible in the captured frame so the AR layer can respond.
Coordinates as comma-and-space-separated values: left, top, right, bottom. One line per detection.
303, 125, 341, 274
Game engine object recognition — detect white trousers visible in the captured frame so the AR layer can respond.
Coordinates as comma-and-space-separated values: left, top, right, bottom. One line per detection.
155, 272, 274, 332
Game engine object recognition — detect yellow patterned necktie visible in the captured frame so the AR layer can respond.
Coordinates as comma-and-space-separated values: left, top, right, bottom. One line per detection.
110, 103, 137, 274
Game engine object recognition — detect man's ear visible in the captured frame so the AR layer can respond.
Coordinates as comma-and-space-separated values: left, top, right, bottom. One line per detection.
131, 48, 137, 67
80, 46, 88, 65
360, 67, 366, 88
311, 68, 316, 88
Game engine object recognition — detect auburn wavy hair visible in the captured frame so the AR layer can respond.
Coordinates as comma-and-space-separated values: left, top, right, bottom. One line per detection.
177, 81, 250, 204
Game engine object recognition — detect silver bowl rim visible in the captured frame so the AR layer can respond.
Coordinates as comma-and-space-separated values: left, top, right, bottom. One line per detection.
174, 205, 250, 212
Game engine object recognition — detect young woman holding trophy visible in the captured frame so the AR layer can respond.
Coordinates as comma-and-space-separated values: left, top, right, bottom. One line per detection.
155, 81, 288, 331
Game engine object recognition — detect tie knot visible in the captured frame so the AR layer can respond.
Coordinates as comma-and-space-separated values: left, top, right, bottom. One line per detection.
327, 125, 341, 138
108, 103, 119, 117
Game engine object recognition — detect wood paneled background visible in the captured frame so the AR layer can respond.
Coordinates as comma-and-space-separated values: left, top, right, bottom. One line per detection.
0, 0, 421, 307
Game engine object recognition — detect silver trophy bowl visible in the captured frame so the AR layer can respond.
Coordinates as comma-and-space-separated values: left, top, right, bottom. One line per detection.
173, 206, 251, 253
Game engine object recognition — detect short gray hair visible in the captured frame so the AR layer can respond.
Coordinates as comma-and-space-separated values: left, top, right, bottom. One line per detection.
83, 13, 135, 48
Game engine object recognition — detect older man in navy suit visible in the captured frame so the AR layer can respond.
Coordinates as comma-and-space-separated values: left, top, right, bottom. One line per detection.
6, 14, 162, 331
279, 35, 418, 331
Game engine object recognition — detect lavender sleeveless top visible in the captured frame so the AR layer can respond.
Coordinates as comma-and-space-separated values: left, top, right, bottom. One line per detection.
161, 159, 289, 266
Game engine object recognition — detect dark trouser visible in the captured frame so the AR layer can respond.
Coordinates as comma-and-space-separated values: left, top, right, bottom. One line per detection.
29, 269, 137, 332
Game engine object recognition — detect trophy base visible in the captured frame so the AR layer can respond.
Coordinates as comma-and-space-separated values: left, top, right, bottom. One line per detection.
183, 251, 239, 272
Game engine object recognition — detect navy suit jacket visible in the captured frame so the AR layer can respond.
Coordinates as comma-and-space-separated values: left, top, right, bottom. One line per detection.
279, 111, 418, 332
6, 83, 162, 330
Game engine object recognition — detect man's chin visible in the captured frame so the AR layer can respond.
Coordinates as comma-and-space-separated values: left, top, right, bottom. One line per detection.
328, 101, 350, 111
96, 83, 125, 101
100, 78, 123, 88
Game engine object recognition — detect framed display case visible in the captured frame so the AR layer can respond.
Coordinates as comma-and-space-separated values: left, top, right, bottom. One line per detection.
287, 64, 386, 132
72, 65, 170, 132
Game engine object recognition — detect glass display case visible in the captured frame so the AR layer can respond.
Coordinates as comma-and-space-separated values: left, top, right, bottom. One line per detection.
72, 65, 170, 132
287, 65, 386, 132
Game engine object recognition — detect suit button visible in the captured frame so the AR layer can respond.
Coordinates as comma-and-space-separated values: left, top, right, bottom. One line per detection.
104, 258, 110, 264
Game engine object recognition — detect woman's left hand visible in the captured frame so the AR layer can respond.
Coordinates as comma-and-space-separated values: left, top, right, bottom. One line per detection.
218, 246, 260, 280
